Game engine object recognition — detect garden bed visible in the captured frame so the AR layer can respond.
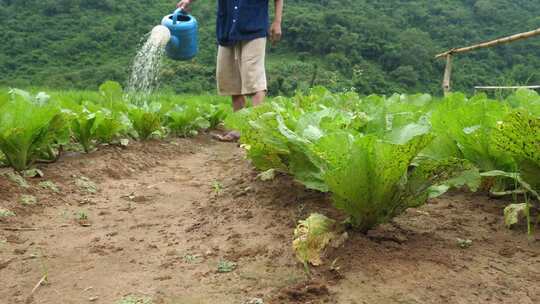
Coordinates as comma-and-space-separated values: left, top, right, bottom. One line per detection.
1, 135, 538, 304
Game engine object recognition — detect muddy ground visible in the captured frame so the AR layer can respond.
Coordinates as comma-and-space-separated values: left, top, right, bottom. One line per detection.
0, 135, 539, 304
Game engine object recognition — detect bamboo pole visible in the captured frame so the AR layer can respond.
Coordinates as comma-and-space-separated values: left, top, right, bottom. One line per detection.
435, 27, 540, 59
442, 55, 452, 94
475, 85, 540, 90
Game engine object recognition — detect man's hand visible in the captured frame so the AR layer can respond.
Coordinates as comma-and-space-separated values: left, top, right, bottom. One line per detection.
271, 0, 283, 45
176, 0, 193, 11
270, 21, 282, 45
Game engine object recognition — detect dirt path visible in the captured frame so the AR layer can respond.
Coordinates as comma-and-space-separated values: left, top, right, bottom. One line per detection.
1, 136, 539, 304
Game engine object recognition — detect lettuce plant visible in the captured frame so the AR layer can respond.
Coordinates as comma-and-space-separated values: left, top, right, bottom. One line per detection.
427, 93, 515, 171
315, 128, 481, 231
127, 103, 163, 140
0, 91, 65, 170
63, 100, 131, 152
492, 110, 540, 194
165, 104, 210, 137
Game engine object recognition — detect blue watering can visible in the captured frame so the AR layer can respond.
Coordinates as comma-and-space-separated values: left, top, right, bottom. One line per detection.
161, 9, 198, 61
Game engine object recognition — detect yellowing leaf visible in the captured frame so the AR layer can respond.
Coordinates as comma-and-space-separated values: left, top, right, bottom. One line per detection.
504, 203, 528, 228
293, 213, 336, 266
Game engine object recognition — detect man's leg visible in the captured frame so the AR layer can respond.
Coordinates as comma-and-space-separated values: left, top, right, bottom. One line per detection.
232, 95, 247, 112
214, 44, 245, 142
251, 90, 266, 107
241, 38, 267, 104
215, 95, 244, 141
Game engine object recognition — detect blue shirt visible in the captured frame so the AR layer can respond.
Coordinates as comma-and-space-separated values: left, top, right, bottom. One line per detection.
217, 0, 269, 46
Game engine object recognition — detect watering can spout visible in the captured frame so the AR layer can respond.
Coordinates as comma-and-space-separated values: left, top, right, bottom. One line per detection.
161, 9, 199, 61
150, 25, 172, 47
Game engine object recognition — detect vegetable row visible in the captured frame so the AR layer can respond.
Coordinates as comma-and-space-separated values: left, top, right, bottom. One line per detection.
226, 87, 540, 231
0, 81, 231, 171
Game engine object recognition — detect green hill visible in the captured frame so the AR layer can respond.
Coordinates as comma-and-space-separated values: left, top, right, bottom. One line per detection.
1, 0, 539, 95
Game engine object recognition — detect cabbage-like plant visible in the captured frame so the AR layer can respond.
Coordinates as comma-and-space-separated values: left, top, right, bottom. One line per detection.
427, 93, 515, 171
128, 103, 163, 140
491, 110, 540, 198
313, 128, 479, 231
0, 90, 66, 170
165, 104, 210, 137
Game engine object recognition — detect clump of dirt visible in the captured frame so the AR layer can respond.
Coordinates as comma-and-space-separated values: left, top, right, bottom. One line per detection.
271, 281, 330, 303
1, 135, 539, 304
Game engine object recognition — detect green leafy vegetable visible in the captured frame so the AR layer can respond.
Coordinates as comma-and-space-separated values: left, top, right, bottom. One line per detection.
318, 131, 433, 230
165, 104, 210, 137
428, 93, 515, 171
128, 103, 163, 140
492, 110, 540, 191
0, 91, 65, 170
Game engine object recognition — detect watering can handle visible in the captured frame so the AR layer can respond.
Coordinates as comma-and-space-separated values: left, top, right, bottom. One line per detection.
172, 8, 186, 25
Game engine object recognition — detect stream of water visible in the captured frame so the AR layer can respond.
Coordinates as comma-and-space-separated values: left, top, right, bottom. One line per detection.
126, 25, 171, 102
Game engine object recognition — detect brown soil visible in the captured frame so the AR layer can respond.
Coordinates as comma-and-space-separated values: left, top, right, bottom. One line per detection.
0, 135, 539, 304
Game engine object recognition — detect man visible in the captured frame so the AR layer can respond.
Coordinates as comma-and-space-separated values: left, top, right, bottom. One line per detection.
176, 0, 283, 141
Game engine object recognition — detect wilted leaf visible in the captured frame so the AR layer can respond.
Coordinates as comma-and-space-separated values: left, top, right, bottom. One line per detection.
504, 203, 528, 228
257, 169, 276, 181
120, 138, 130, 147
23, 168, 44, 178
293, 213, 336, 266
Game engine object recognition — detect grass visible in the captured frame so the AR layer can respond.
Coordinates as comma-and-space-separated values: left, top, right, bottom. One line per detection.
212, 180, 223, 195
116, 295, 153, 304
0, 207, 16, 218
217, 259, 237, 273
183, 253, 203, 264
20, 195, 37, 206
76, 211, 89, 221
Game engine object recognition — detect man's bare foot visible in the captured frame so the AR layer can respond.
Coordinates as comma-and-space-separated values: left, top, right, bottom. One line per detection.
212, 131, 240, 142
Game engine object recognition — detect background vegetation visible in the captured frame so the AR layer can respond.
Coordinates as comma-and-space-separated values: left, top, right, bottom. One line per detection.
1, 0, 539, 95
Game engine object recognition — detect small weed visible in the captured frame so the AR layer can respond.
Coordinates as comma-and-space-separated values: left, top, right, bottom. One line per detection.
457, 238, 473, 249
212, 180, 223, 195
39, 181, 60, 193
182, 253, 202, 264
217, 259, 237, 273
76, 176, 97, 194
75, 210, 91, 227
0, 207, 16, 218
115, 295, 153, 304
77, 211, 89, 221
243, 298, 264, 304
6, 171, 30, 188
20, 195, 37, 206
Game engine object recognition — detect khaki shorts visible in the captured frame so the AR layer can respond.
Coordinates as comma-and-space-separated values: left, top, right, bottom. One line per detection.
217, 38, 267, 96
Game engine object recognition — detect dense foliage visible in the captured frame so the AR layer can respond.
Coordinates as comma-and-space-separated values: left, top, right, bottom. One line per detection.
226, 88, 540, 230
1, 0, 539, 95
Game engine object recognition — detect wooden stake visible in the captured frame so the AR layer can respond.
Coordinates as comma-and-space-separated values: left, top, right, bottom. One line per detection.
442, 55, 452, 94
436, 27, 540, 59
